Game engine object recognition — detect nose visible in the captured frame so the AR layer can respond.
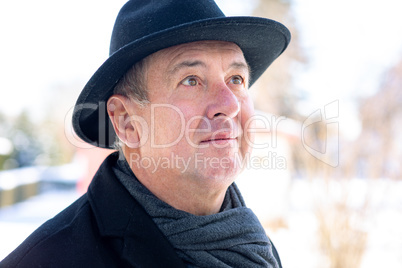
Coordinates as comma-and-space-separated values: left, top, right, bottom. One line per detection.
206, 82, 240, 119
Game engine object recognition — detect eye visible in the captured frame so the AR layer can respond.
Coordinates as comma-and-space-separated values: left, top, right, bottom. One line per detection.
181, 76, 198, 86
229, 75, 244, 85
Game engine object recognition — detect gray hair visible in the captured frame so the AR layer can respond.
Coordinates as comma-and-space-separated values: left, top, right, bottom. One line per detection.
113, 57, 150, 105
112, 56, 151, 151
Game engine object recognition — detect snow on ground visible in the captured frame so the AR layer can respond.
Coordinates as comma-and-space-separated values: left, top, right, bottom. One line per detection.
240, 178, 402, 268
0, 189, 80, 260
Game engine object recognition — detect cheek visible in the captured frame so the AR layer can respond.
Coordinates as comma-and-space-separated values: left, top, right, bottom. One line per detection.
151, 105, 186, 145
239, 96, 255, 148
239, 95, 254, 127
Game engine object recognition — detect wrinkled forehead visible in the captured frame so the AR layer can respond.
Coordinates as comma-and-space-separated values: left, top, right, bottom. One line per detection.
147, 40, 249, 71
164, 40, 245, 53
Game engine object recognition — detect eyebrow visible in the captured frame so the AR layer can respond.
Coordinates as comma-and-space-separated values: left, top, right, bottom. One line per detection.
168, 60, 207, 75
229, 61, 250, 76
169, 60, 250, 76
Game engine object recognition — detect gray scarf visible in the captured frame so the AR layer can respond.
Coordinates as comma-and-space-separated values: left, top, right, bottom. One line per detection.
114, 159, 279, 268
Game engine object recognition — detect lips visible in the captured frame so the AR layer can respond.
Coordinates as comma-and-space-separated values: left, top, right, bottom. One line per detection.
201, 138, 234, 142
200, 133, 237, 143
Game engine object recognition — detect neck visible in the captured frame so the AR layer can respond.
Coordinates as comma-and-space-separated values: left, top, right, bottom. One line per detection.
141, 177, 227, 215
123, 149, 230, 216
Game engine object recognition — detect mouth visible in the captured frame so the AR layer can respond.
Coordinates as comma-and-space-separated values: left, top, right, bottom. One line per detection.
201, 138, 236, 143
200, 133, 237, 145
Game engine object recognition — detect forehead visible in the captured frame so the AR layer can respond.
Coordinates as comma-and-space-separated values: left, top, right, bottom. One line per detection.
147, 40, 247, 68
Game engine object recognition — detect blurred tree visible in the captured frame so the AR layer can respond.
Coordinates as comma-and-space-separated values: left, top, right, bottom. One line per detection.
7, 111, 43, 168
251, 0, 326, 179
0, 112, 12, 169
348, 59, 402, 179
36, 80, 82, 166
251, 0, 306, 119
310, 56, 402, 268
0, 105, 76, 170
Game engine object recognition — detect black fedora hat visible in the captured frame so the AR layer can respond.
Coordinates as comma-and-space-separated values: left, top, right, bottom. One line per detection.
72, 0, 291, 149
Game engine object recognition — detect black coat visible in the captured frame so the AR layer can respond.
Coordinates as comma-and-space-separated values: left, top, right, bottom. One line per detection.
1, 153, 186, 267
1, 153, 282, 267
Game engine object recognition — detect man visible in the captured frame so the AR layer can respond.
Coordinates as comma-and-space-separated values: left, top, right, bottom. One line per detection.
1, 0, 290, 267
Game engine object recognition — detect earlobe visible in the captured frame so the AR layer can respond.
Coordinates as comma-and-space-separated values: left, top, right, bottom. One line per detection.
107, 95, 140, 147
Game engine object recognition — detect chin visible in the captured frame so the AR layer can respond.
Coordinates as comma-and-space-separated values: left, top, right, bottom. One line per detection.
200, 165, 240, 183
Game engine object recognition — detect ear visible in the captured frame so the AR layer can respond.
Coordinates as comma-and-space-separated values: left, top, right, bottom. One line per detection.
107, 95, 141, 148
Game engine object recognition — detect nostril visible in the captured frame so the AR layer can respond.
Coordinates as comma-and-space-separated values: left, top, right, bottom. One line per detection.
214, 113, 225, 117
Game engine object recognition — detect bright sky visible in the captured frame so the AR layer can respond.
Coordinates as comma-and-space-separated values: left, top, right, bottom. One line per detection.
292, 0, 402, 138
0, 0, 127, 117
1, 0, 402, 139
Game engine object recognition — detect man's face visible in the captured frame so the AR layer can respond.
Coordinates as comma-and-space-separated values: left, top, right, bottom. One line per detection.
127, 41, 255, 185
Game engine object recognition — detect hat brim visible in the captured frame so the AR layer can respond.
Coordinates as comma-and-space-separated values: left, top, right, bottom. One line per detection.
72, 16, 290, 149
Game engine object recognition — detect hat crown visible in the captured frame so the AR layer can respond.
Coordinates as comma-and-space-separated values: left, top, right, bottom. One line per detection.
110, 0, 225, 55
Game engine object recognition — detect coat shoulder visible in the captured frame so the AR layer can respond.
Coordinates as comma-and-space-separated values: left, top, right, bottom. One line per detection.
1, 195, 119, 267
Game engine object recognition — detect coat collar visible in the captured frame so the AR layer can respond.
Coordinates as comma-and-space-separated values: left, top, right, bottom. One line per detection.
87, 152, 186, 267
